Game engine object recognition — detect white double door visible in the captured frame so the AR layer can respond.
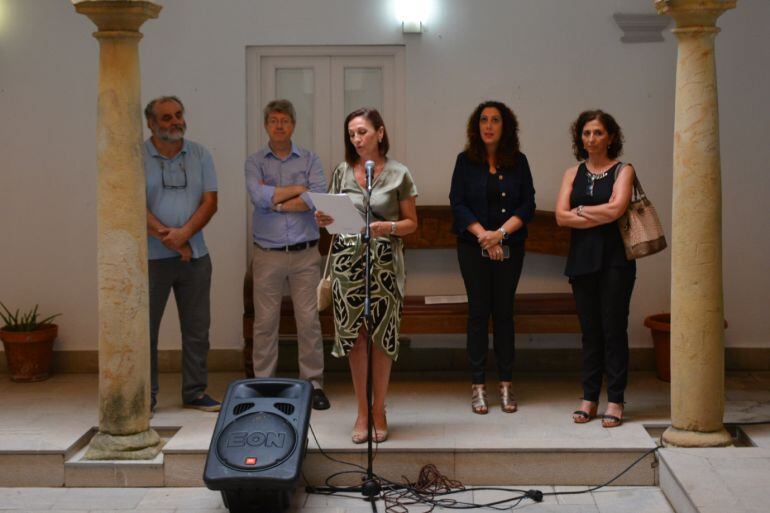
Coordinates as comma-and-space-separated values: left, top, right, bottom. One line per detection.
248, 47, 405, 177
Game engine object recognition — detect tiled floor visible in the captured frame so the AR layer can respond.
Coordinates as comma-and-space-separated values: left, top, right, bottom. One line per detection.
0, 485, 674, 512
2, 371, 770, 512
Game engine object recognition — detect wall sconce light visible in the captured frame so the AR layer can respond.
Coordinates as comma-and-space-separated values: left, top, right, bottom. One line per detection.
395, 0, 429, 34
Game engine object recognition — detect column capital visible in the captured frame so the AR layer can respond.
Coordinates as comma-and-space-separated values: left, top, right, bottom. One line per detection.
655, 0, 736, 32
74, 1, 161, 33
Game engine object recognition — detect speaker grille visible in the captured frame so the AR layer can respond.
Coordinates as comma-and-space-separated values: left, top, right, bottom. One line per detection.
232, 402, 254, 415
274, 402, 295, 415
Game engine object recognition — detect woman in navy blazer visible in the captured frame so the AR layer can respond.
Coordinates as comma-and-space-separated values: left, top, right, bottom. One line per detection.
449, 101, 536, 415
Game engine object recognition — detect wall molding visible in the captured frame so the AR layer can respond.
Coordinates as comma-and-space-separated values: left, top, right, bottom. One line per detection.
613, 13, 671, 43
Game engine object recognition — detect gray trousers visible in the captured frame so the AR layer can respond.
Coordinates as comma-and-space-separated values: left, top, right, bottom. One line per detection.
149, 254, 212, 404
251, 245, 324, 388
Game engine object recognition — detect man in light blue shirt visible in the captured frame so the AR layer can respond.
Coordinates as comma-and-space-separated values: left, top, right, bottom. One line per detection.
144, 96, 220, 413
245, 99, 330, 410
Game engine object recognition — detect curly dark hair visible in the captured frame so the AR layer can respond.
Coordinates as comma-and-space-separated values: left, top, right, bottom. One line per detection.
465, 101, 520, 168
344, 107, 390, 166
570, 110, 624, 160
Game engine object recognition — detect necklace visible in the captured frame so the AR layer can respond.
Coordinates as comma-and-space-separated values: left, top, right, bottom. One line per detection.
584, 164, 615, 197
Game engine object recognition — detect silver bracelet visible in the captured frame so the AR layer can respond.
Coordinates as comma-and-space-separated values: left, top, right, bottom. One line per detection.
390, 221, 397, 235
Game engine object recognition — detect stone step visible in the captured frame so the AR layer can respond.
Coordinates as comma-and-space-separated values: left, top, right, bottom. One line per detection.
2, 444, 658, 488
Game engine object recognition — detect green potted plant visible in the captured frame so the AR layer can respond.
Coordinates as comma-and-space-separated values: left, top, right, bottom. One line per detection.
0, 302, 60, 382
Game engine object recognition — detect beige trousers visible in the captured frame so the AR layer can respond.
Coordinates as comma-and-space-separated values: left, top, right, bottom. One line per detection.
251, 244, 324, 388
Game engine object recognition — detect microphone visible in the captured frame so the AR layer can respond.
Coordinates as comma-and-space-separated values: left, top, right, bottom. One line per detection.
365, 160, 375, 190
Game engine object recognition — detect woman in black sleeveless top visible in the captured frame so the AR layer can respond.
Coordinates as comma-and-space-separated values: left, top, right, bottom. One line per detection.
555, 110, 636, 428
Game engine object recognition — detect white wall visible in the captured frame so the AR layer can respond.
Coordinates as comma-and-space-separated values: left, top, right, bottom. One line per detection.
0, 0, 767, 353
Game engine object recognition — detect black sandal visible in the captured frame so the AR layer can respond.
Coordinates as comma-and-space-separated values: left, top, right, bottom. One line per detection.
601, 414, 623, 428
572, 401, 597, 424
573, 410, 593, 423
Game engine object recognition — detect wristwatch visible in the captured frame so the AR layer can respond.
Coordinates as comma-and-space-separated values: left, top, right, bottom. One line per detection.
498, 227, 508, 240
275, 203, 283, 212
390, 221, 397, 235
576, 205, 584, 217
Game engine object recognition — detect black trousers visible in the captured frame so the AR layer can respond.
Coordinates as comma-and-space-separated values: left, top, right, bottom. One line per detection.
570, 265, 635, 404
457, 241, 525, 384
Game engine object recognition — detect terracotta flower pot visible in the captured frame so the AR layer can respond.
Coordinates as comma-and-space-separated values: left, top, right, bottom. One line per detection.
644, 314, 671, 382
644, 314, 727, 383
0, 324, 57, 382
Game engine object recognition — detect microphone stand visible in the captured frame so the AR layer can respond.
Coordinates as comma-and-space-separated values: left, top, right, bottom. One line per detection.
306, 161, 393, 505
360, 160, 380, 501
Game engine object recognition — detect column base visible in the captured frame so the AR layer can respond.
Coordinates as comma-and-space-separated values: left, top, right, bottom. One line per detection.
84, 429, 164, 460
662, 425, 733, 448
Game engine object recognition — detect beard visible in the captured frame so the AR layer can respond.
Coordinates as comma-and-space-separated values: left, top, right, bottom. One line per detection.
156, 124, 186, 142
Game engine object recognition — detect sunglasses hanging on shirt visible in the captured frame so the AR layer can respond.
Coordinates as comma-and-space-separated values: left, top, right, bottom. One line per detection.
161, 156, 187, 189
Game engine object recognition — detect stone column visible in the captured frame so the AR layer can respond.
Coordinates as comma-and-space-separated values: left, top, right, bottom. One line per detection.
74, 0, 163, 459
655, 0, 736, 448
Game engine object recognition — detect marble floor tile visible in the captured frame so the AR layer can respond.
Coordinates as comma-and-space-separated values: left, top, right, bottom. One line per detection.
135, 488, 224, 510
51, 488, 148, 510
592, 486, 674, 513
0, 487, 66, 510
553, 485, 598, 505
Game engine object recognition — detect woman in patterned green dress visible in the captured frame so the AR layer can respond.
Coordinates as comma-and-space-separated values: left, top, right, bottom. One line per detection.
315, 108, 418, 444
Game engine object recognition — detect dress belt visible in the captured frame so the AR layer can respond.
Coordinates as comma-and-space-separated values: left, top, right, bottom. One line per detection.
260, 239, 319, 252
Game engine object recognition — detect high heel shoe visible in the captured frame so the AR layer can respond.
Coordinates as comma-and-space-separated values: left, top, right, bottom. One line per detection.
499, 382, 517, 413
351, 429, 368, 444
601, 403, 624, 428
351, 417, 368, 444
373, 419, 389, 443
573, 400, 598, 424
471, 384, 488, 414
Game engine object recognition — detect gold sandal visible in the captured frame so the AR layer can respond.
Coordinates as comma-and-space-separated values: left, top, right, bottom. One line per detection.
373, 421, 389, 443
499, 382, 518, 413
351, 429, 368, 444
471, 384, 488, 414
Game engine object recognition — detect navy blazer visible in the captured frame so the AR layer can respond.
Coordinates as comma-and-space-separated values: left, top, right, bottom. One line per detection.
449, 151, 536, 246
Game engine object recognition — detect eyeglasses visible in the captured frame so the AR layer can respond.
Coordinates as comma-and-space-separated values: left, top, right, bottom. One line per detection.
160, 157, 187, 189
267, 118, 293, 126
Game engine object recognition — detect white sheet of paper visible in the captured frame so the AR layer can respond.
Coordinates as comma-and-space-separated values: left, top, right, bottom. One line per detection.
308, 192, 365, 234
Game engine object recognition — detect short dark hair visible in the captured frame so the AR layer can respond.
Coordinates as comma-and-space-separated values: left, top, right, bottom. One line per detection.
570, 109, 624, 160
144, 96, 184, 122
263, 99, 296, 125
343, 107, 390, 166
465, 101, 520, 168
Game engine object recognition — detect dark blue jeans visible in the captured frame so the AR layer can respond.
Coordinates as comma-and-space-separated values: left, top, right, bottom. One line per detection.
149, 254, 212, 404
570, 265, 636, 404
457, 241, 525, 384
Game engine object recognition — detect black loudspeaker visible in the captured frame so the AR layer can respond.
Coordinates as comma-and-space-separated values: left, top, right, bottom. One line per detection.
203, 378, 313, 513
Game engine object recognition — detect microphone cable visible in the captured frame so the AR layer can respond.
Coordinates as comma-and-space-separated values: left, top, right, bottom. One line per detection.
303, 422, 664, 512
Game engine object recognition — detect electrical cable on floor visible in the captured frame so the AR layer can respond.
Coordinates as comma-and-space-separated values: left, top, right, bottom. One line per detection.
303, 423, 402, 503
540, 444, 662, 500
304, 427, 664, 512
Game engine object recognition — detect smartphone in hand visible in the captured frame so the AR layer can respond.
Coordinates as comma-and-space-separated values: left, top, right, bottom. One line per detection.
481, 245, 511, 259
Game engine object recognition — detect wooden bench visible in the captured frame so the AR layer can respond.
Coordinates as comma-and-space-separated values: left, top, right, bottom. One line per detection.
242, 206, 578, 375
